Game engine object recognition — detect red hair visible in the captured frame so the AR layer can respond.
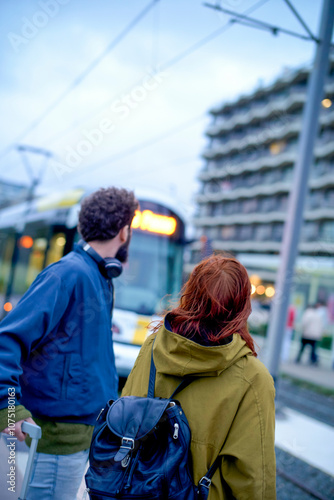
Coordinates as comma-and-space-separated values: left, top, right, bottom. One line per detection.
152, 254, 256, 356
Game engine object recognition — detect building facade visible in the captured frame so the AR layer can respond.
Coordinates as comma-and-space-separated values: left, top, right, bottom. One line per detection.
190, 58, 334, 311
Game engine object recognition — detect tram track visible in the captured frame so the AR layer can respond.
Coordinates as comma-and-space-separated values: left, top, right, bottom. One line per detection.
277, 464, 333, 500
276, 377, 334, 427
275, 378, 334, 499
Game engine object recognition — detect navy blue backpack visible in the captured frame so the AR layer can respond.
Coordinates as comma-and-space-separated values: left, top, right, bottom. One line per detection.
85, 344, 221, 499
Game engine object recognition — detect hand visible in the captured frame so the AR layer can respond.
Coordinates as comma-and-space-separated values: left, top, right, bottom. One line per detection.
2, 417, 37, 442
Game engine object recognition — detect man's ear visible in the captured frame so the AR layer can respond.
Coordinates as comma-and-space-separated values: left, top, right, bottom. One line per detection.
119, 225, 129, 243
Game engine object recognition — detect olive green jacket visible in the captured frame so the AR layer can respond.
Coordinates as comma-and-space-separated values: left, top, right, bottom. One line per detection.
122, 324, 276, 500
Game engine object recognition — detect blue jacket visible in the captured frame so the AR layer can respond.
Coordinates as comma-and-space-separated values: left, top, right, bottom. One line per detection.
0, 244, 118, 425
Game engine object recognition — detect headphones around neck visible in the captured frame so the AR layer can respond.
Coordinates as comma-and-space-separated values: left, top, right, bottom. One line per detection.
78, 240, 123, 279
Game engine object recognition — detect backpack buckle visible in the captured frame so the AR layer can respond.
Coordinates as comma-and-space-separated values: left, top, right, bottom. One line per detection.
198, 476, 212, 489
114, 437, 135, 463
121, 437, 135, 450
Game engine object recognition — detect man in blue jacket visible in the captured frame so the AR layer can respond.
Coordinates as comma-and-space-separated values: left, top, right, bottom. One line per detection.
0, 186, 138, 500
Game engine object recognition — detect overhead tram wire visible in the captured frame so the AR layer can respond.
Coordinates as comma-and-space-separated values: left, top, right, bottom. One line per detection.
158, 0, 271, 69
41, 1, 164, 148
203, 2, 320, 42
60, 113, 207, 181
282, 0, 318, 43
0, 0, 160, 164
41, 0, 270, 152
151, 0, 161, 71
112, 155, 201, 183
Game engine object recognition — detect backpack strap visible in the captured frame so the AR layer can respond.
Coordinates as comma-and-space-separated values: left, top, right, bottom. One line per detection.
198, 455, 222, 492
147, 339, 157, 398
170, 377, 195, 398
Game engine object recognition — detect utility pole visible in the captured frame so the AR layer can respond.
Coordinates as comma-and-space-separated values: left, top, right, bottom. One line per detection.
1, 145, 52, 318
265, 0, 334, 380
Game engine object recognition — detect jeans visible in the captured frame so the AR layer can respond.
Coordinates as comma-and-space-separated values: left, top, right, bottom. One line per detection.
296, 338, 318, 364
26, 449, 89, 500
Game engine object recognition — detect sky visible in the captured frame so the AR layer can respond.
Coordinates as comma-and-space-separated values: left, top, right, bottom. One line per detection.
0, 0, 325, 219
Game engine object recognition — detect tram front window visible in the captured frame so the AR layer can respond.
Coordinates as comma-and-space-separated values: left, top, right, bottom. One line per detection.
113, 232, 183, 316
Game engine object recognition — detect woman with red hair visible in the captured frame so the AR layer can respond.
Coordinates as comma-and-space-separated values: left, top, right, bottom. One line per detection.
122, 254, 276, 499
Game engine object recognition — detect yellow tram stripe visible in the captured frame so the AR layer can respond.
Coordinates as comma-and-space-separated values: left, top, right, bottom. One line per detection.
133, 316, 152, 345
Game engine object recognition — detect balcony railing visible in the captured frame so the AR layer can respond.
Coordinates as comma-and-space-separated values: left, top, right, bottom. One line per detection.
193, 211, 287, 226
196, 181, 291, 203
315, 140, 334, 159
205, 118, 301, 159
199, 150, 297, 179
193, 208, 334, 227
189, 237, 334, 256
309, 172, 334, 190
206, 92, 306, 136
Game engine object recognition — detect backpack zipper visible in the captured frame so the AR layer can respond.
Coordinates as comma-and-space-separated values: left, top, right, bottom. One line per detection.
86, 486, 156, 498
96, 407, 104, 421
173, 423, 179, 439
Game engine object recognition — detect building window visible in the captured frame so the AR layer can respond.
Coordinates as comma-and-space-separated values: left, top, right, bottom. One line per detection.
212, 203, 223, 216
206, 161, 217, 172
242, 198, 258, 213
262, 169, 281, 184
238, 225, 253, 241
308, 190, 323, 209
230, 177, 242, 189
255, 224, 272, 241
206, 227, 219, 239
191, 250, 201, 265
272, 223, 284, 242
258, 197, 277, 212
277, 194, 289, 212
269, 141, 286, 155
221, 226, 236, 240
221, 180, 232, 192
281, 166, 294, 182
302, 222, 319, 242
325, 188, 334, 208
225, 201, 241, 215
320, 221, 334, 242
312, 160, 334, 178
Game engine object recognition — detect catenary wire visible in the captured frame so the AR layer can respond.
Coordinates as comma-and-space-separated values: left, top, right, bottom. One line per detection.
42, 0, 269, 168
51, 113, 207, 182
282, 0, 318, 42
0, 0, 269, 188
151, 0, 161, 71
114, 155, 201, 182
38, 0, 270, 149
203, 2, 319, 41
0, 0, 160, 164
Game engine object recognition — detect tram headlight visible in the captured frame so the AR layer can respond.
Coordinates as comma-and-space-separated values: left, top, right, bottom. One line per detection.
19, 236, 33, 249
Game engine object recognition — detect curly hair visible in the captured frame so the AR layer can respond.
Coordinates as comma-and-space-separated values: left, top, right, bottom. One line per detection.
78, 187, 139, 241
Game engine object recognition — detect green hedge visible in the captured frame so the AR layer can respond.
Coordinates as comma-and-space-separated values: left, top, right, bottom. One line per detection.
320, 336, 332, 350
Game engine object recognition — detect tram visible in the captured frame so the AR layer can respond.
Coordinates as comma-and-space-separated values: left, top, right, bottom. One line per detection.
0, 187, 186, 377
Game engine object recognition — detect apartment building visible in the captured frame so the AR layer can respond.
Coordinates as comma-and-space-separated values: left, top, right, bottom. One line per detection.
190, 58, 334, 307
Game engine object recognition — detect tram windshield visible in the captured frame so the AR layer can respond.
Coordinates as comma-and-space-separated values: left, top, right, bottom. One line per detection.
113, 231, 183, 316
113, 202, 185, 316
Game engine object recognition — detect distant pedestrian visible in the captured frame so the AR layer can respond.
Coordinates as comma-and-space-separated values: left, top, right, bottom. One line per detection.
281, 304, 296, 362
122, 254, 276, 499
296, 303, 324, 365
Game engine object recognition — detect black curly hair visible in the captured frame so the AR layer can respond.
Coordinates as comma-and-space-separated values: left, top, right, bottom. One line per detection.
78, 187, 139, 241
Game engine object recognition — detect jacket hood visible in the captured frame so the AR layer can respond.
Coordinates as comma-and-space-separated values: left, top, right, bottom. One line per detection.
153, 320, 253, 378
